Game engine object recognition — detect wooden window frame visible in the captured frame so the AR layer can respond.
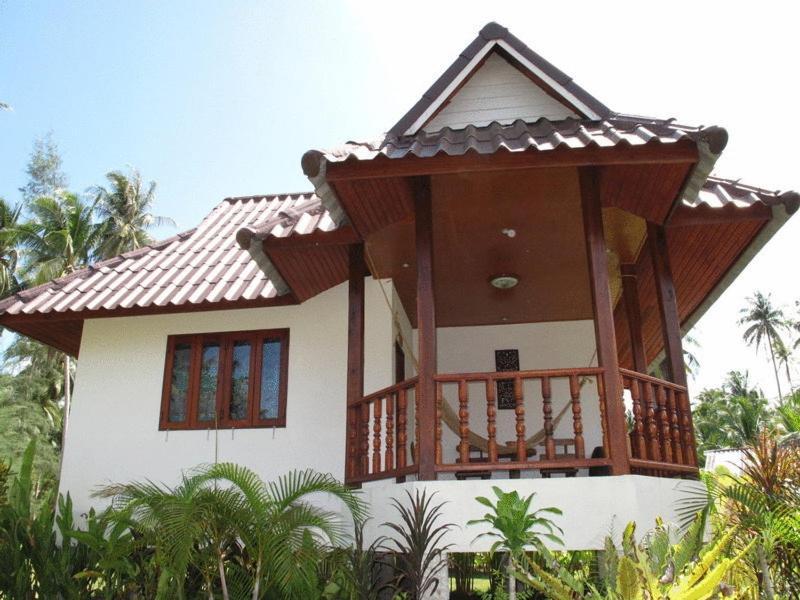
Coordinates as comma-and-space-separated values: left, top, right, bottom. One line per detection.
159, 328, 289, 430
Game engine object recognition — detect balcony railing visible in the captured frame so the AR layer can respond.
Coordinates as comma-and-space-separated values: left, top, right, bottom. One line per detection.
345, 368, 698, 485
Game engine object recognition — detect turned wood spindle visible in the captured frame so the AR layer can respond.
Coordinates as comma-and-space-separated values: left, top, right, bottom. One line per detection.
397, 388, 407, 469
360, 403, 370, 475
630, 378, 646, 459
656, 385, 672, 463
485, 379, 498, 463
643, 382, 661, 461
569, 375, 585, 459
542, 377, 555, 460
385, 393, 395, 472
372, 398, 382, 474
514, 377, 526, 462
667, 388, 683, 465
458, 380, 470, 464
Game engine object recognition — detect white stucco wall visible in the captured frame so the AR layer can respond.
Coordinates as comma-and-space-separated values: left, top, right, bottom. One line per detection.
60, 279, 395, 517
361, 476, 704, 551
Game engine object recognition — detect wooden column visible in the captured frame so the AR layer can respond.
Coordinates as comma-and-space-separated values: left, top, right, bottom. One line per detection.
414, 176, 437, 481
647, 223, 687, 388
621, 263, 648, 374
346, 243, 366, 482
648, 223, 697, 466
580, 168, 630, 475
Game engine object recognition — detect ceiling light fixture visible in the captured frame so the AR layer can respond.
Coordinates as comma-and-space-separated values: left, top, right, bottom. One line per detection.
489, 274, 519, 290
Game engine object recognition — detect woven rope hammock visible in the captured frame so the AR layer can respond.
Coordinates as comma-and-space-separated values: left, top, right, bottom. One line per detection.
364, 245, 594, 454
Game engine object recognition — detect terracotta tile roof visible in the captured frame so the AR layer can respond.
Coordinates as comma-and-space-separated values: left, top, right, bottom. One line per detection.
0, 193, 328, 318
692, 176, 800, 211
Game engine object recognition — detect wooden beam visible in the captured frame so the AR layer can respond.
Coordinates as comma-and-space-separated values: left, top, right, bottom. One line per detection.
326, 141, 699, 182
580, 167, 630, 475
261, 226, 360, 249
414, 176, 437, 481
346, 244, 367, 482
648, 223, 698, 466
621, 263, 648, 373
648, 223, 687, 388
667, 203, 772, 228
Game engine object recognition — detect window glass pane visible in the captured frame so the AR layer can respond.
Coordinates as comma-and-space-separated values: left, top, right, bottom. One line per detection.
260, 339, 282, 419
198, 342, 220, 422
168, 343, 192, 422
229, 341, 251, 420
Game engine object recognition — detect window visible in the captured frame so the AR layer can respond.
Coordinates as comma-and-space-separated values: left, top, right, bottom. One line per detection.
160, 329, 289, 430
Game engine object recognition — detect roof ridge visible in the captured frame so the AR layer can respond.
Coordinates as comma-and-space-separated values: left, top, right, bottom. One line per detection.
224, 191, 317, 203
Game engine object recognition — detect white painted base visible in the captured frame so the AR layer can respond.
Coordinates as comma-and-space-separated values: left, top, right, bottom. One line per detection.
360, 475, 702, 551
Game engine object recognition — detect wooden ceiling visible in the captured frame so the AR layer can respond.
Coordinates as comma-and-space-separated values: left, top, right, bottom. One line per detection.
366, 168, 649, 327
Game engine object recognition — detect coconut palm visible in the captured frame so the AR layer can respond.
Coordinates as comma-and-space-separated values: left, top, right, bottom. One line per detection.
97, 465, 365, 600
92, 169, 174, 259
739, 292, 789, 402
773, 340, 795, 393
16, 192, 101, 463
0, 198, 22, 298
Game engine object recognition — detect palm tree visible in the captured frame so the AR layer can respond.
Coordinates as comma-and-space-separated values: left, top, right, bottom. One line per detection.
92, 169, 174, 259
16, 192, 101, 461
739, 292, 789, 402
773, 340, 795, 393
97, 465, 365, 599
0, 198, 22, 298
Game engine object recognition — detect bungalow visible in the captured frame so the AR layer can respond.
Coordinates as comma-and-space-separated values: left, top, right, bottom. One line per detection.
1, 23, 797, 553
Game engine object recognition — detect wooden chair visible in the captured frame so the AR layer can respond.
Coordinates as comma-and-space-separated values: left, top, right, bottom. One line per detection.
538, 438, 579, 478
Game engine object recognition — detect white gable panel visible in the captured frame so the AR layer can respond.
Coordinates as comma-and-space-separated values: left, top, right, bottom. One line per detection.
423, 52, 577, 132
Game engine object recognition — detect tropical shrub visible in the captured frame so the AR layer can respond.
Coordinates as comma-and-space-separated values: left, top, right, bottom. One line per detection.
467, 487, 563, 600
382, 489, 453, 599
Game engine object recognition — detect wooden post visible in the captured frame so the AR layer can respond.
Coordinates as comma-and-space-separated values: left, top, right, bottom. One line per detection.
621, 263, 648, 374
648, 223, 697, 465
346, 244, 366, 482
414, 176, 437, 481
580, 168, 631, 475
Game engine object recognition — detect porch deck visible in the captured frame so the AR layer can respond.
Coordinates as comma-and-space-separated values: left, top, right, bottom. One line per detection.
345, 367, 698, 485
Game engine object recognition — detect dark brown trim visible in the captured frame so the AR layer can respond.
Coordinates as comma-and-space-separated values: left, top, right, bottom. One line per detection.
262, 226, 360, 249
667, 202, 772, 228
325, 141, 699, 182
346, 244, 366, 481
621, 263, 648, 373
580, 167, 630, 475
414, 176, 437, 481
159, 328, 289, 431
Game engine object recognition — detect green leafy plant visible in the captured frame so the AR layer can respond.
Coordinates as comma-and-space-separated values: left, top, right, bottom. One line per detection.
382, 489, 453, 600
467, 488, 563, 600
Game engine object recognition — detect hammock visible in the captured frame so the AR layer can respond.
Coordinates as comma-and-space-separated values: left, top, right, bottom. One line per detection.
438, 391, 572, 454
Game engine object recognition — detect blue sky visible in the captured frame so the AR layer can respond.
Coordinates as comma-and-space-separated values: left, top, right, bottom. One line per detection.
1, 1, 799, 398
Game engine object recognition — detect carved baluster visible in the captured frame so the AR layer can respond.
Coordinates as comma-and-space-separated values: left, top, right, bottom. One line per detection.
360, 403, 370, 475
542, 377, 555, 460
435, 382, 443, 465
643, 383, 661, 461
372, 398, 382, 474
514, 377, 526, 462
667, 388, 683, 465
569, 375, 585, 459
397, 388, 407, 469
679, 391, 696, 466
629, 377, 646, 459
385, 393, 395, 472
656, 385, 672, 463
458, 380, 470, 464
596, 374, 609, 454
486, 379, 498, 463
